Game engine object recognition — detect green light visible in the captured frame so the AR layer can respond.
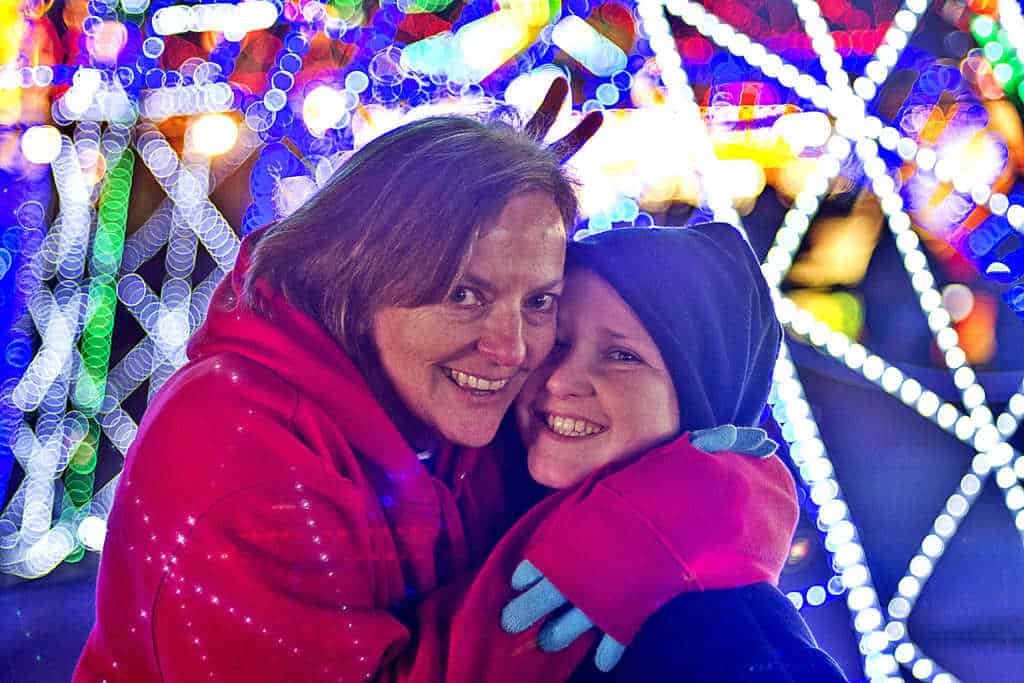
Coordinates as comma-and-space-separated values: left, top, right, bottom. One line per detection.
984, 41, 1005, 63
57, 149, 134, 565
330, 0, 362, 22
972, 15, 995, 41
403, 0, 456, 13
996, 29, 1017, 57
76, 149, 133, 417
994, 61, 1015, 85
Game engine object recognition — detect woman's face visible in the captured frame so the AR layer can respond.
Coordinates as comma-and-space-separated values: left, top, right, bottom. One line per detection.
516, 268, 680, 488
372, 192, 567, 448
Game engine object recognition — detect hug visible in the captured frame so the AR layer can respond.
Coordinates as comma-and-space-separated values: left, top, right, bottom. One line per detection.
75, 96, 847, 682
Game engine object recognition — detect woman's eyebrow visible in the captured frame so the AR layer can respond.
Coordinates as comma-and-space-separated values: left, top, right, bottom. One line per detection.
460, 273, 495, 291
461, 274, 564, 293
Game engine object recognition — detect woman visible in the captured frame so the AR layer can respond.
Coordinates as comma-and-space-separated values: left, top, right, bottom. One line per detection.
416, 223, 847, 682
74, 90, 601, 682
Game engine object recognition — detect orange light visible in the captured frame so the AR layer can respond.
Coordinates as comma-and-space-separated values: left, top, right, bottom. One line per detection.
955, 291, 997, 365
89, 21, 128, 63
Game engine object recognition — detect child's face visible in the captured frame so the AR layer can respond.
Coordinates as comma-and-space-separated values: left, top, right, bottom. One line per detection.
515, 268, 680, 489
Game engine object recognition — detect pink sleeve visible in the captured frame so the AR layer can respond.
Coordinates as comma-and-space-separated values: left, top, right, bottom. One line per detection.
524, 438, 799, 645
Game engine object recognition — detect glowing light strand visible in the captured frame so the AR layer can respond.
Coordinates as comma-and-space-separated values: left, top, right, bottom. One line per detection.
656, 3, 894, 678
1, 137, 97, 577
639, 1, 871, 647
657, 1, 1021, 680
636, 0, 740, 227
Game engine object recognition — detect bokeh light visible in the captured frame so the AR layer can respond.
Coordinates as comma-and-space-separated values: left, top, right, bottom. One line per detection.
1, 1, 1024, 681
19, 125, 62, 164
188, 113, 239, 156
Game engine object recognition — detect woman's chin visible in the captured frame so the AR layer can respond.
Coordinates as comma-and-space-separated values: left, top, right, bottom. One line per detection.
440, 417, 502, 449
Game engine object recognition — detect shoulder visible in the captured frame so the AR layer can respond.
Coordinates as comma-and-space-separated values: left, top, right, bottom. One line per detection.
119, 353, 337, 519
153, 352, 300, 426
586, 585, 849, 683
596, 437, 796, 530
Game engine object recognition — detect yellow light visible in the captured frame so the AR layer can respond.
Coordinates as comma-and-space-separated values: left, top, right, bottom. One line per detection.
787, 191, 884, 287
496, 0, 557, 28
713, 159, 766, 200
189, 113, 239, 156
788, 290, 865, 340
455, 12, 537, 82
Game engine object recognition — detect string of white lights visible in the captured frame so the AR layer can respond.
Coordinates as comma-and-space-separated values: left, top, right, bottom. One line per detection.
131, 123, 241, 271
780, 292, 1015, 683
635, 0, 741, 227
660, 2, 893, 676
0, 136, 95, 578
147, 128, 209, 398
639, 6, 883, 670
120, 123, 260, 275
792, 3, 1019, 680
656, 1, 1021, 680
789, 0, 999, 427
100, 112, 256, 436
785, 4, 899, 678
641, 7, 869, 633
794, 139, 1022, 683
666, 0, 1024, 470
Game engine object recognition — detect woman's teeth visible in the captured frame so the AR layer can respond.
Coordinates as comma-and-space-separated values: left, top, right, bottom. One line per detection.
446, 368, 510, 392
544, 414, 605, 437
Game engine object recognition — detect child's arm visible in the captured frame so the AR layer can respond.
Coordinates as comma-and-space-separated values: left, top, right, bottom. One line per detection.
515, 432, 800, 649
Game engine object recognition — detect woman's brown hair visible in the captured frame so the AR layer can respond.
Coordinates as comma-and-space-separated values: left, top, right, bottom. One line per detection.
244, 114, 579, 375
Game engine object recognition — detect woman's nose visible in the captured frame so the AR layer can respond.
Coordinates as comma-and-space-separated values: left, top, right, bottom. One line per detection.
478, 310, 528, 368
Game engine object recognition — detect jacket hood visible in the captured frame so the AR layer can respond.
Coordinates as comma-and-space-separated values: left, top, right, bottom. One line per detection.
187, 230, 412, 461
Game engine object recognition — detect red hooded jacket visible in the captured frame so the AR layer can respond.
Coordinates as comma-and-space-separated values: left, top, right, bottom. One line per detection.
74, 234, 512, 682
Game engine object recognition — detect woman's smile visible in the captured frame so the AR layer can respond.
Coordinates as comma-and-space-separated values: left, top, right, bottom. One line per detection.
372, 192, 567, 447
442, 366, 514, 393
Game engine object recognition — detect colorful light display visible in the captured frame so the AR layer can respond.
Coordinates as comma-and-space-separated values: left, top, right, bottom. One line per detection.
1, 0, 1023, 681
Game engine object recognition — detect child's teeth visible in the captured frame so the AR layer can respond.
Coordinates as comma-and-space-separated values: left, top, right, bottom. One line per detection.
545, 414, 603, 437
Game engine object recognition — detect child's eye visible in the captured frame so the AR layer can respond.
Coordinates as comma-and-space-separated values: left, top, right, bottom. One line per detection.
449, 286, 482, 307
609, 349, 642, 363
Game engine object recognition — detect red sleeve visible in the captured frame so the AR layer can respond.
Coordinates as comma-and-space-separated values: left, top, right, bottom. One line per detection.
524, 436, 799, 645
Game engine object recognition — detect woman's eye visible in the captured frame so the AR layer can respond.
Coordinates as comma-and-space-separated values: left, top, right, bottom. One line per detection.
609, 349, 642, 363
526, 293, 558, 312
449, 286, 482, 307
